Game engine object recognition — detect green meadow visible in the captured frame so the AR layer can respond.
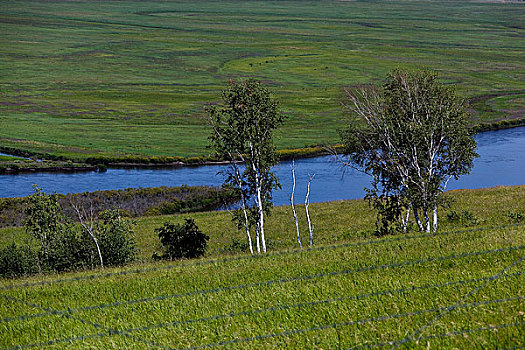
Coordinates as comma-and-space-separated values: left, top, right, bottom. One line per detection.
1, 0, 524, 160
1, 186, 524, 348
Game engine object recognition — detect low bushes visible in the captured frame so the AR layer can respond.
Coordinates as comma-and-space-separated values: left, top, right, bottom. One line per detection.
0, 188, 137, 278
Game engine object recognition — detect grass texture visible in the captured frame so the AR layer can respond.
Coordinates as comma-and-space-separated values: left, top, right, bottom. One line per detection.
0, 185, 524, 349
1, 0, 524, 160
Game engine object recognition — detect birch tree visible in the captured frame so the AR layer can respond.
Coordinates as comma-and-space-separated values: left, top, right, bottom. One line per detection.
68, 197, 104, 269
289, 160, 302, 248
340, 70, 477, 233
209, 79, 285, 253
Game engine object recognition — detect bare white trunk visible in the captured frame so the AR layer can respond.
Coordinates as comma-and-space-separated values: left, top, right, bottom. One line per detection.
305, 173, 315, 246
235, 167, 254, 255
255, 222, 261, 254
253, 166, 267, 253
414, 207, 425, 232
402, 205, 411, 232
70, 199, 104, 269
424, 209, 431, 233
432, 204, 438, 233
290, 160, 302, 248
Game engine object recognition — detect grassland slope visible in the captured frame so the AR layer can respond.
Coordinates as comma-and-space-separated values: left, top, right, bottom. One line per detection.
1, 0, 524, 161
0, 186, 524, 348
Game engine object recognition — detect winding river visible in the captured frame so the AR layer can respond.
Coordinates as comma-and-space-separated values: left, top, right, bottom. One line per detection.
1, 126, 524, 205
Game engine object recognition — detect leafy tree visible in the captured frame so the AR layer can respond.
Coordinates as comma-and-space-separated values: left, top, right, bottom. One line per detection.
340, 70, 477, 233
24, 186, 65, 269
96, 209, 136, 266
154, 218, 209, 260
208, 79, 286, 253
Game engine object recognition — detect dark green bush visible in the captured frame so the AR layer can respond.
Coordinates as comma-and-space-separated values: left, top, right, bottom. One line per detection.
507, 211, 523, 223
45, 225, 90, 272
154, 218, 209, 260
0, 242, 39, 278
446, 210, 479, 226
96, 210, 136, 266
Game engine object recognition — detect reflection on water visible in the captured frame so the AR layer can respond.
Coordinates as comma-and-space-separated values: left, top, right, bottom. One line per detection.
1, 127, 524, 205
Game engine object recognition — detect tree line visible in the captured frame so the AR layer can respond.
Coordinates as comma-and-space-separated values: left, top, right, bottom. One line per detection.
209, 70, 477, 249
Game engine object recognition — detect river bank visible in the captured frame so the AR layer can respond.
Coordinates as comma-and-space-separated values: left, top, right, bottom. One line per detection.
2, 119, 524, 174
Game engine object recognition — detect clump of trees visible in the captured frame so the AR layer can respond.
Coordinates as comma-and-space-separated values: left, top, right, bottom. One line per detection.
340, 70, 477, 234
1, 187, 136, 278
208, 79, 285, 254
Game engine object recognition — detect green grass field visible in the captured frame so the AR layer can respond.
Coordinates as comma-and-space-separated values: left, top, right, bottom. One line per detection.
1, 186, 524, 349
1, 0, 524, 160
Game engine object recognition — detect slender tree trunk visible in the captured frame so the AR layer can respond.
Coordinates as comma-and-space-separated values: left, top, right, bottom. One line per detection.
235, 167, 254, 254
432, 203, 438, 233
414, 207, 425, 232
424, 209, 431, 233
70, 200, 104, 269
305, 173, 315, 246
244, 220, 254, 255
92, 236, 104, 269
255, 222, 261, 254
253, 169, 267, 253
402, 205, 411, 232
290, 160, 302, 248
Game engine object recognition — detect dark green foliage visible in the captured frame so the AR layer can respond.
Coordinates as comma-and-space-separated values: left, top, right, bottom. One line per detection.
446, 210, 479, 227
0, 242, 38, 278
225, 238, 250, 254
506, 211, 523, 223
44, 225, 90, 272
96, 210, 136, 266
17, 188, 137, 275
24, 187, 66, 263
154, 218, 209, 260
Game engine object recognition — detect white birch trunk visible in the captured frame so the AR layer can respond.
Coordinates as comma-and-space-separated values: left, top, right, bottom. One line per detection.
253, 164, 267, 253
70, 199, 104, 269
424, 209, 431, 233
305, 174, 315, 246
432, 203, 438, 233
414, 207, 425, 232
255, 221, 261, 254
290, 160, 302, 248
401, 205, 411, 233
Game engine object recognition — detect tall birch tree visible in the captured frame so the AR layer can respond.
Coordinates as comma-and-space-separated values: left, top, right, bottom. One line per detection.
340, 70, 477, 233
209, 79, 285, 253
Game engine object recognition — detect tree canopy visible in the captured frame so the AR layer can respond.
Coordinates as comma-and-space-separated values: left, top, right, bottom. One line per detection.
208, 79, 286, 253
341, 70, 477, 233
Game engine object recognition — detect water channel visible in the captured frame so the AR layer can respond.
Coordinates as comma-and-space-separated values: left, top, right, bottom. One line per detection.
1, 126, 524, 205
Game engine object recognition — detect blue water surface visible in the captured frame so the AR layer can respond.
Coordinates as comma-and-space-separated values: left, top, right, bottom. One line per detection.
1, 127, 524, 205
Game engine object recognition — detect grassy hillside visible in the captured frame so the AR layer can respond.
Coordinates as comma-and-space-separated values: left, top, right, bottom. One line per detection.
1, 0, 524, 160
0, 186, 524, 348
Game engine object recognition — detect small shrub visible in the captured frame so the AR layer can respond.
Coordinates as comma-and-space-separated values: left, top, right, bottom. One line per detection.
97, 210, 136, 266
45, 225, 90, 272
226, 237, 249, 254
446, 210, 479, 226
0, 242, 38, 278
154, 218, 209, 260
507, 211, 523, 223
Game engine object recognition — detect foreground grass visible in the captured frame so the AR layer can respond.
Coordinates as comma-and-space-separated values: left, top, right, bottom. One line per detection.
0, 186, 524, 349
1, 0, 524, 160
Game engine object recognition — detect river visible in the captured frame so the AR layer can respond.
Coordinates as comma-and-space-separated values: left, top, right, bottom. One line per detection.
1, 126, 524, 205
